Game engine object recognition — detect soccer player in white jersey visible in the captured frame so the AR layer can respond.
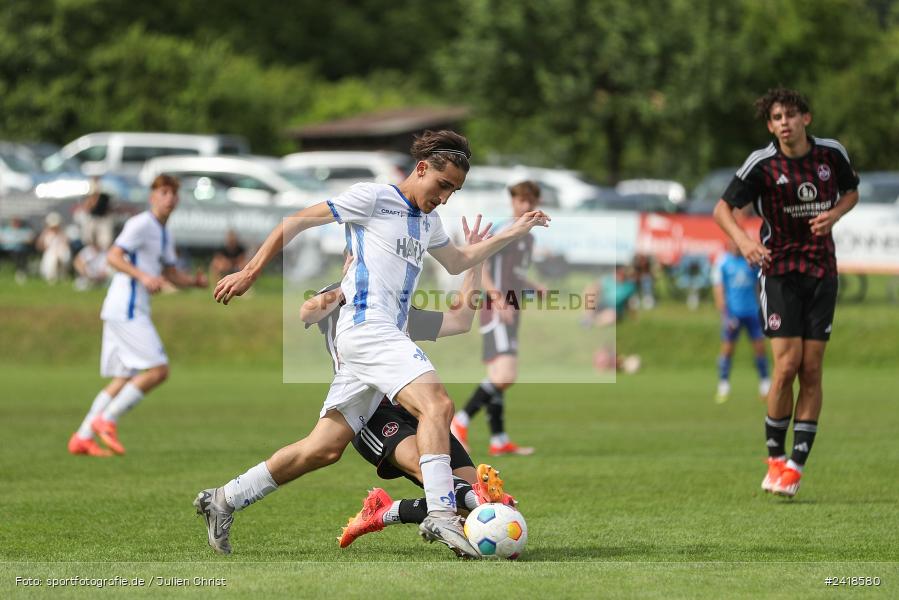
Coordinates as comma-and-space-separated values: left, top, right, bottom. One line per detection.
68, 175, 207, 457
195, 130, 549, 558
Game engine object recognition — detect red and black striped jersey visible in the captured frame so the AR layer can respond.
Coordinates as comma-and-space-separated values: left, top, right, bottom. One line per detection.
480, 226, 535, 327
723, 136, 859, 278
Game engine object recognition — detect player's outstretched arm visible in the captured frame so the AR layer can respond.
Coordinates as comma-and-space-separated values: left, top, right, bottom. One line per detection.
430, 210, 550, 275
214, 202, 335, 305
438, 216, 491, 337
712, 200, 770, 268
163, 265, 208, 289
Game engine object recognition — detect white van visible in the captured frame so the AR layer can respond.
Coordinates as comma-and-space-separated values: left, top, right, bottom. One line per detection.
45, 132, 251, 177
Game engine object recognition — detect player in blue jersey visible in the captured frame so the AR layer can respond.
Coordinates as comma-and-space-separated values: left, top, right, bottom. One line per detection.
711, 239, 770, 404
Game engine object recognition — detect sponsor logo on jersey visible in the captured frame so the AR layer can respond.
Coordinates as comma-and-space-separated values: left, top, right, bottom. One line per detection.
395, 236, 426, 264
817, 164, 831, 181
382, 422, 399, 437
768, 313, 782, 331
797, 182, 818, 202
379, 208, 409, 216
776, 174, 789, 185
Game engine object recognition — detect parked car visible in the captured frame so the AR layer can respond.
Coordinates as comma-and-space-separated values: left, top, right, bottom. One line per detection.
613, 179, 687, 213
0, 142, 41, 195
138, 155, 325, 207
281, 151, 412, 194
856, 171, 899, 206
43, 132, 251, 178
686, 168, 738, 214
462, 165, 608, 210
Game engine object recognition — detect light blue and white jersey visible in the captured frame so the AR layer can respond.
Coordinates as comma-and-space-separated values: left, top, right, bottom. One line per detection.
100, 211, 176, 321
326, 182, 450, 337
712, 252, 759, 318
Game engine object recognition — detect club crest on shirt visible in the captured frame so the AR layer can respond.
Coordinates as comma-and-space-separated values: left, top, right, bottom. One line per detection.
797, 182, 818, 202
817, 164, 831, 181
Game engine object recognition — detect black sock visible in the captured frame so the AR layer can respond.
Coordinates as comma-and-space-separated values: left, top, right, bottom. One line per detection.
790, 420, 818, 466
765, 414, 790, 458
398, 498, 428, 524
453, 476, 474, 511
486, 391, 505, 435
464, 382, 494, 418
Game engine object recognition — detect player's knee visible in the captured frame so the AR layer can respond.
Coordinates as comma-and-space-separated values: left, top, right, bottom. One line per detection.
310, 444, 344, 467
774, 357, 800, 380
151, 365, 169, 385
421, 391, 454, 424
798, 360, 822, 385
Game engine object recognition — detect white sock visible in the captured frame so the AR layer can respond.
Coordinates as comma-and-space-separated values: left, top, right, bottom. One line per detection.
453, 410, 470, 427
77, 390, 113, 438
490, 433, 509, 447
786, 459, 804, 473
223, 461, 279, 511
419, 454, 456, 514
101, 383, 144, 423
465, 490, 479, 510
382, 501, 403, 525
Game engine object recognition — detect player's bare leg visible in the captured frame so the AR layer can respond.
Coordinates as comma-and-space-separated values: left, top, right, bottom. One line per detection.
196, 411, 355, 554
775, 340, 826, 497
266, 411, 356, 483
486, 356, 533, 456
762, 338, 801, 493
395, 374, 479, 558
91, 366, 170, 455
70, 376, 129, 457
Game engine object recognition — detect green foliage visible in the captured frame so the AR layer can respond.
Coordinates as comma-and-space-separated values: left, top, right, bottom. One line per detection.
2, 1, 899, 179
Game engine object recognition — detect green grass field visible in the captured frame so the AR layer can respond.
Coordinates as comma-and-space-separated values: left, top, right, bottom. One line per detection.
2, 271, 897, 598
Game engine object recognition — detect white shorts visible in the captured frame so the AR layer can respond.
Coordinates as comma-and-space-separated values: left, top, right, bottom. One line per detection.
100, 317, 168, 378
319, 371, 386, 434
336, 321, 437, 400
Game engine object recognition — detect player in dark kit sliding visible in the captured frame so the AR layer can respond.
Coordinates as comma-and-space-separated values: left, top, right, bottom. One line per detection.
713, 87, 859, 498
299, 229, 516, 549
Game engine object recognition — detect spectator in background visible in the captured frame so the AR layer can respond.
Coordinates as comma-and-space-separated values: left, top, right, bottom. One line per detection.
0, 217, 35, 284
36, 212, 71, 283
633, 253, 656, 309
584, 265, 640, 373
209, 230, 247, 282
73, 241, 110, 291
77, 177, 114, 249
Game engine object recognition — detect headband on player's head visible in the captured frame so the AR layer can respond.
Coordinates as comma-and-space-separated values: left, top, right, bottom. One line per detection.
432, 148, 471, 159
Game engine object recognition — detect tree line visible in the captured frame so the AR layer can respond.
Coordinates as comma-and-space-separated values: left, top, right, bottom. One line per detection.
1, 0, 897, 185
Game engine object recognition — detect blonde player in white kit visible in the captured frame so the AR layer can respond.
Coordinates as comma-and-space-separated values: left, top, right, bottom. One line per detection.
195, 130, 549, 558
68, 175, 207, 457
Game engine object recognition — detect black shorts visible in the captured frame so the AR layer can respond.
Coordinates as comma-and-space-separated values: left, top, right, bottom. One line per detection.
759, 273, 837, 341
351, 403, 474, 485
481, 320, 519, 362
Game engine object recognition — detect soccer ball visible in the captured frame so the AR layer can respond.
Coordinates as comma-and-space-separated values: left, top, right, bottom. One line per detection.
464, 503, 528, 559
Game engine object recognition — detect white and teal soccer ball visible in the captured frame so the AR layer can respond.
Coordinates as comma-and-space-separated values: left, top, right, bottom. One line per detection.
464, 503, 528, 559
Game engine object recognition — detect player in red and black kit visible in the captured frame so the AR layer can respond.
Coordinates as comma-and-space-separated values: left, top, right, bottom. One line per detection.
452, 181, 545, 457
713, 87, 859, 498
